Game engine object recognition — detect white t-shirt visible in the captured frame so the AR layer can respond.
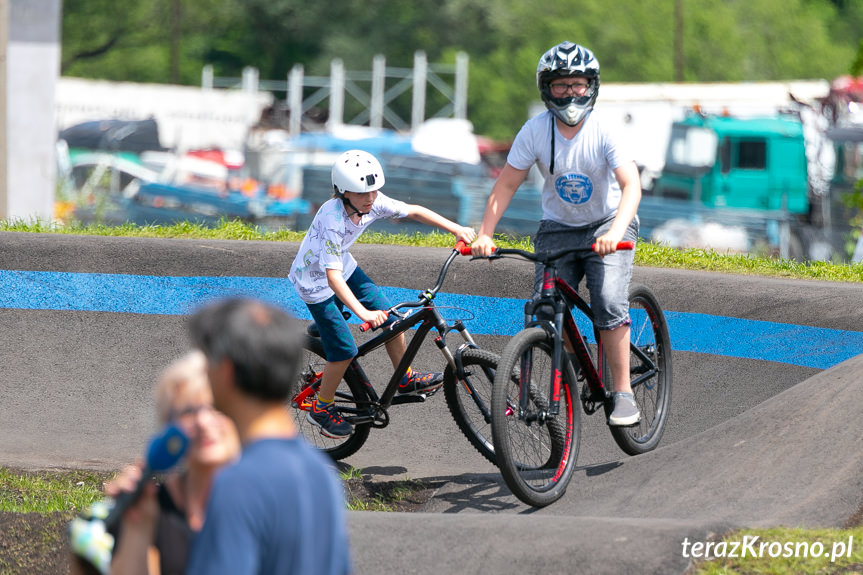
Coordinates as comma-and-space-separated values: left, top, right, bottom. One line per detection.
289, 193, 410, 303
507, 110, 631, 227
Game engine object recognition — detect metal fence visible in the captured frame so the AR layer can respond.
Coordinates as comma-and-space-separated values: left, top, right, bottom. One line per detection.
201, 51, 469, 136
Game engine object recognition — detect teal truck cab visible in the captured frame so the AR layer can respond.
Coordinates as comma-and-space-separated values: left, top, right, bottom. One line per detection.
653, 113, 808, 213
648, 111, 859, 260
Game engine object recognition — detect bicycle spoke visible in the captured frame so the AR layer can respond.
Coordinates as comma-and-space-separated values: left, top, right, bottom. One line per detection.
493, 328, 580, 506
607, 284, 672, 455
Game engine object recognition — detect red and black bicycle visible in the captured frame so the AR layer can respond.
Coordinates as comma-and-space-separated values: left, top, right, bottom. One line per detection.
474, 242, 672, 507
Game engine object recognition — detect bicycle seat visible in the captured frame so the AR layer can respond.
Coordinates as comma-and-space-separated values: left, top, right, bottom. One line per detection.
306, 310, 352, 337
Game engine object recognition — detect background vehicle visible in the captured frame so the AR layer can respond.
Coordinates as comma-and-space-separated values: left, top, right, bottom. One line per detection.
648, 110, 861, 261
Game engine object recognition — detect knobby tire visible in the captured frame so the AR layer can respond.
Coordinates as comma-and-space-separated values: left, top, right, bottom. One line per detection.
492, 327, 580, 507
604, 283, 673, 455
443, 347, 501, 465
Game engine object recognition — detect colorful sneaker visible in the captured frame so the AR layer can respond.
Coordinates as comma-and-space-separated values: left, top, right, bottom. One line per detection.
608, 392, 641, 426
397, 369, 444, 395
307, 400, 352, 438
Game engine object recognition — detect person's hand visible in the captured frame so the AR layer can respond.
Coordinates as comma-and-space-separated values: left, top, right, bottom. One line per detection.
471, 234, 497, 257
104, 461, 159, 536
358, 308, 389, 329
593, 231, 624, 257
454, 226, 477, 245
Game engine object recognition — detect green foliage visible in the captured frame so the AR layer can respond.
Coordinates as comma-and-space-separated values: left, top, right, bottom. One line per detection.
852, 38, 863, 77
60, 0, 863, 138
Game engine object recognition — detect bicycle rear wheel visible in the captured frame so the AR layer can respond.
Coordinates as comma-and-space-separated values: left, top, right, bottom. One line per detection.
443, 347, 500, 465
604, 283, 673, 455
492, 327, 580, 507
290, 337, 372, 461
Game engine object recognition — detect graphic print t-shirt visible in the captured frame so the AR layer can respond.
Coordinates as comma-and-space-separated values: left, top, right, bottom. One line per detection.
289, 193, 409, 303
507, 110, 631, 227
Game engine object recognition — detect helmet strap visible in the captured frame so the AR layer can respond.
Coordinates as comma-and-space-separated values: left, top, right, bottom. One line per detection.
549, 114, 556, 175
341, 195, 370, 218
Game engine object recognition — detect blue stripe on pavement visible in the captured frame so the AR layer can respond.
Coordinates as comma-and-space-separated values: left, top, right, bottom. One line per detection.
1, 270, 860, 370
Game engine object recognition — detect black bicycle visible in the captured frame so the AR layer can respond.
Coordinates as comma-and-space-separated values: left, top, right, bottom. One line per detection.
290, 243, 500, 464
477, 242, 672, 507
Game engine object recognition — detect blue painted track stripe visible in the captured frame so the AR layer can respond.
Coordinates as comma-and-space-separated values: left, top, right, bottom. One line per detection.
1, 270, 860, 370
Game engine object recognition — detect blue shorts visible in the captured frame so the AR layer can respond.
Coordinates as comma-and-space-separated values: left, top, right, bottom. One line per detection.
306, 266, 392, 362
532, 216, 638, 331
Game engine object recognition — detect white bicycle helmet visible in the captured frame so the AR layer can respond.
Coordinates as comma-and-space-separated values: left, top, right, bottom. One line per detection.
331, 149, 386, 196
536, 41, 600, 127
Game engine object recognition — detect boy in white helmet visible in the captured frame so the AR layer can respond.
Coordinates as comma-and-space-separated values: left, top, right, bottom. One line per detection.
290, 150, 476, 438
471, 41, 643, 426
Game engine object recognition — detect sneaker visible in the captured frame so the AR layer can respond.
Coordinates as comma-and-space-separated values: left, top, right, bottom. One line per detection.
307, 400, 352, 439
608, 392, 641, 426
398, 369, 444, 395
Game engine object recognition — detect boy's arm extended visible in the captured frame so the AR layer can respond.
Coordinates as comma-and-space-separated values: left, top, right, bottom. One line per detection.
404, 205, 477, 244
472, 163, 529, 256
326, 268, 389, 329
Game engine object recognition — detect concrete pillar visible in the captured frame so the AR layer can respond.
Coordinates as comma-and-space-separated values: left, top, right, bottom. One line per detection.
0, 0, 60, 223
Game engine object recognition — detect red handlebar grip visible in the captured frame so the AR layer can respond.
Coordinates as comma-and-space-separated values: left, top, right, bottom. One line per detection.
455, 241, 472, 256
591, 241, 635, 251
455, 241, 471, 255
359, 322, 371, 332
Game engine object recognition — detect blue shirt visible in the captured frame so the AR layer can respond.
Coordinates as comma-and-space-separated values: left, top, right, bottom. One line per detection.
186, 437, 352, 575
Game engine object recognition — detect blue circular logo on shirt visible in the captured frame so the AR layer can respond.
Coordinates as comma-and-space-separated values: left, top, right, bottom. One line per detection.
555, 174, 593, 205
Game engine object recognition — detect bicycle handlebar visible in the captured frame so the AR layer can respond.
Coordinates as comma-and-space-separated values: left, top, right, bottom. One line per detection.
456, 240, 473, 256
473, 241, 634, 263
359, 242, 473, 332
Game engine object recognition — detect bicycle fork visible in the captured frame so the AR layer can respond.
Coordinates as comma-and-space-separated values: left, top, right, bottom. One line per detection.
438, 321, 495, 424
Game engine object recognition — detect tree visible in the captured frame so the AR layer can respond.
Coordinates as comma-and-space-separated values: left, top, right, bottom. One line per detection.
59, 0, 863, 138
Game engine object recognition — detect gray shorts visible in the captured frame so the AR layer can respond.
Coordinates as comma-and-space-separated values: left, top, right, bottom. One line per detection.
532, 216, 639, 331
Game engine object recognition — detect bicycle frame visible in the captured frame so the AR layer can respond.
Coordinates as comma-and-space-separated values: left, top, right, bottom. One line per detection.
528, 261, 662, 418
295, 244, 487, 428
351, 304, 479, 424
478, 241, 660, 419
521, 263, 605, 417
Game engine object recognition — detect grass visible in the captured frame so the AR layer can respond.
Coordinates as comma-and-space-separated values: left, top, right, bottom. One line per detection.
689, 526, 863, 574
338, 465, 429, 512
0, 468, 109, 514
2, 218, 862, 573
2, 217, 861, 282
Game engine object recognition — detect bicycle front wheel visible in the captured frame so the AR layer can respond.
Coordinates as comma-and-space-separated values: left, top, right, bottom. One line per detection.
290, 337, 372, 461
443, 347, 500, 465
492, 327, 580, 508
605, 283, 673, 455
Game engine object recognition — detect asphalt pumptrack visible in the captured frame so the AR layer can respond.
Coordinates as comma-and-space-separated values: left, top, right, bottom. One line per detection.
1, 233, 861, 574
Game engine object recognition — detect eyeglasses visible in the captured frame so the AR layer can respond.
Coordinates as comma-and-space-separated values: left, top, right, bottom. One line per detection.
549, 81, 590, 97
